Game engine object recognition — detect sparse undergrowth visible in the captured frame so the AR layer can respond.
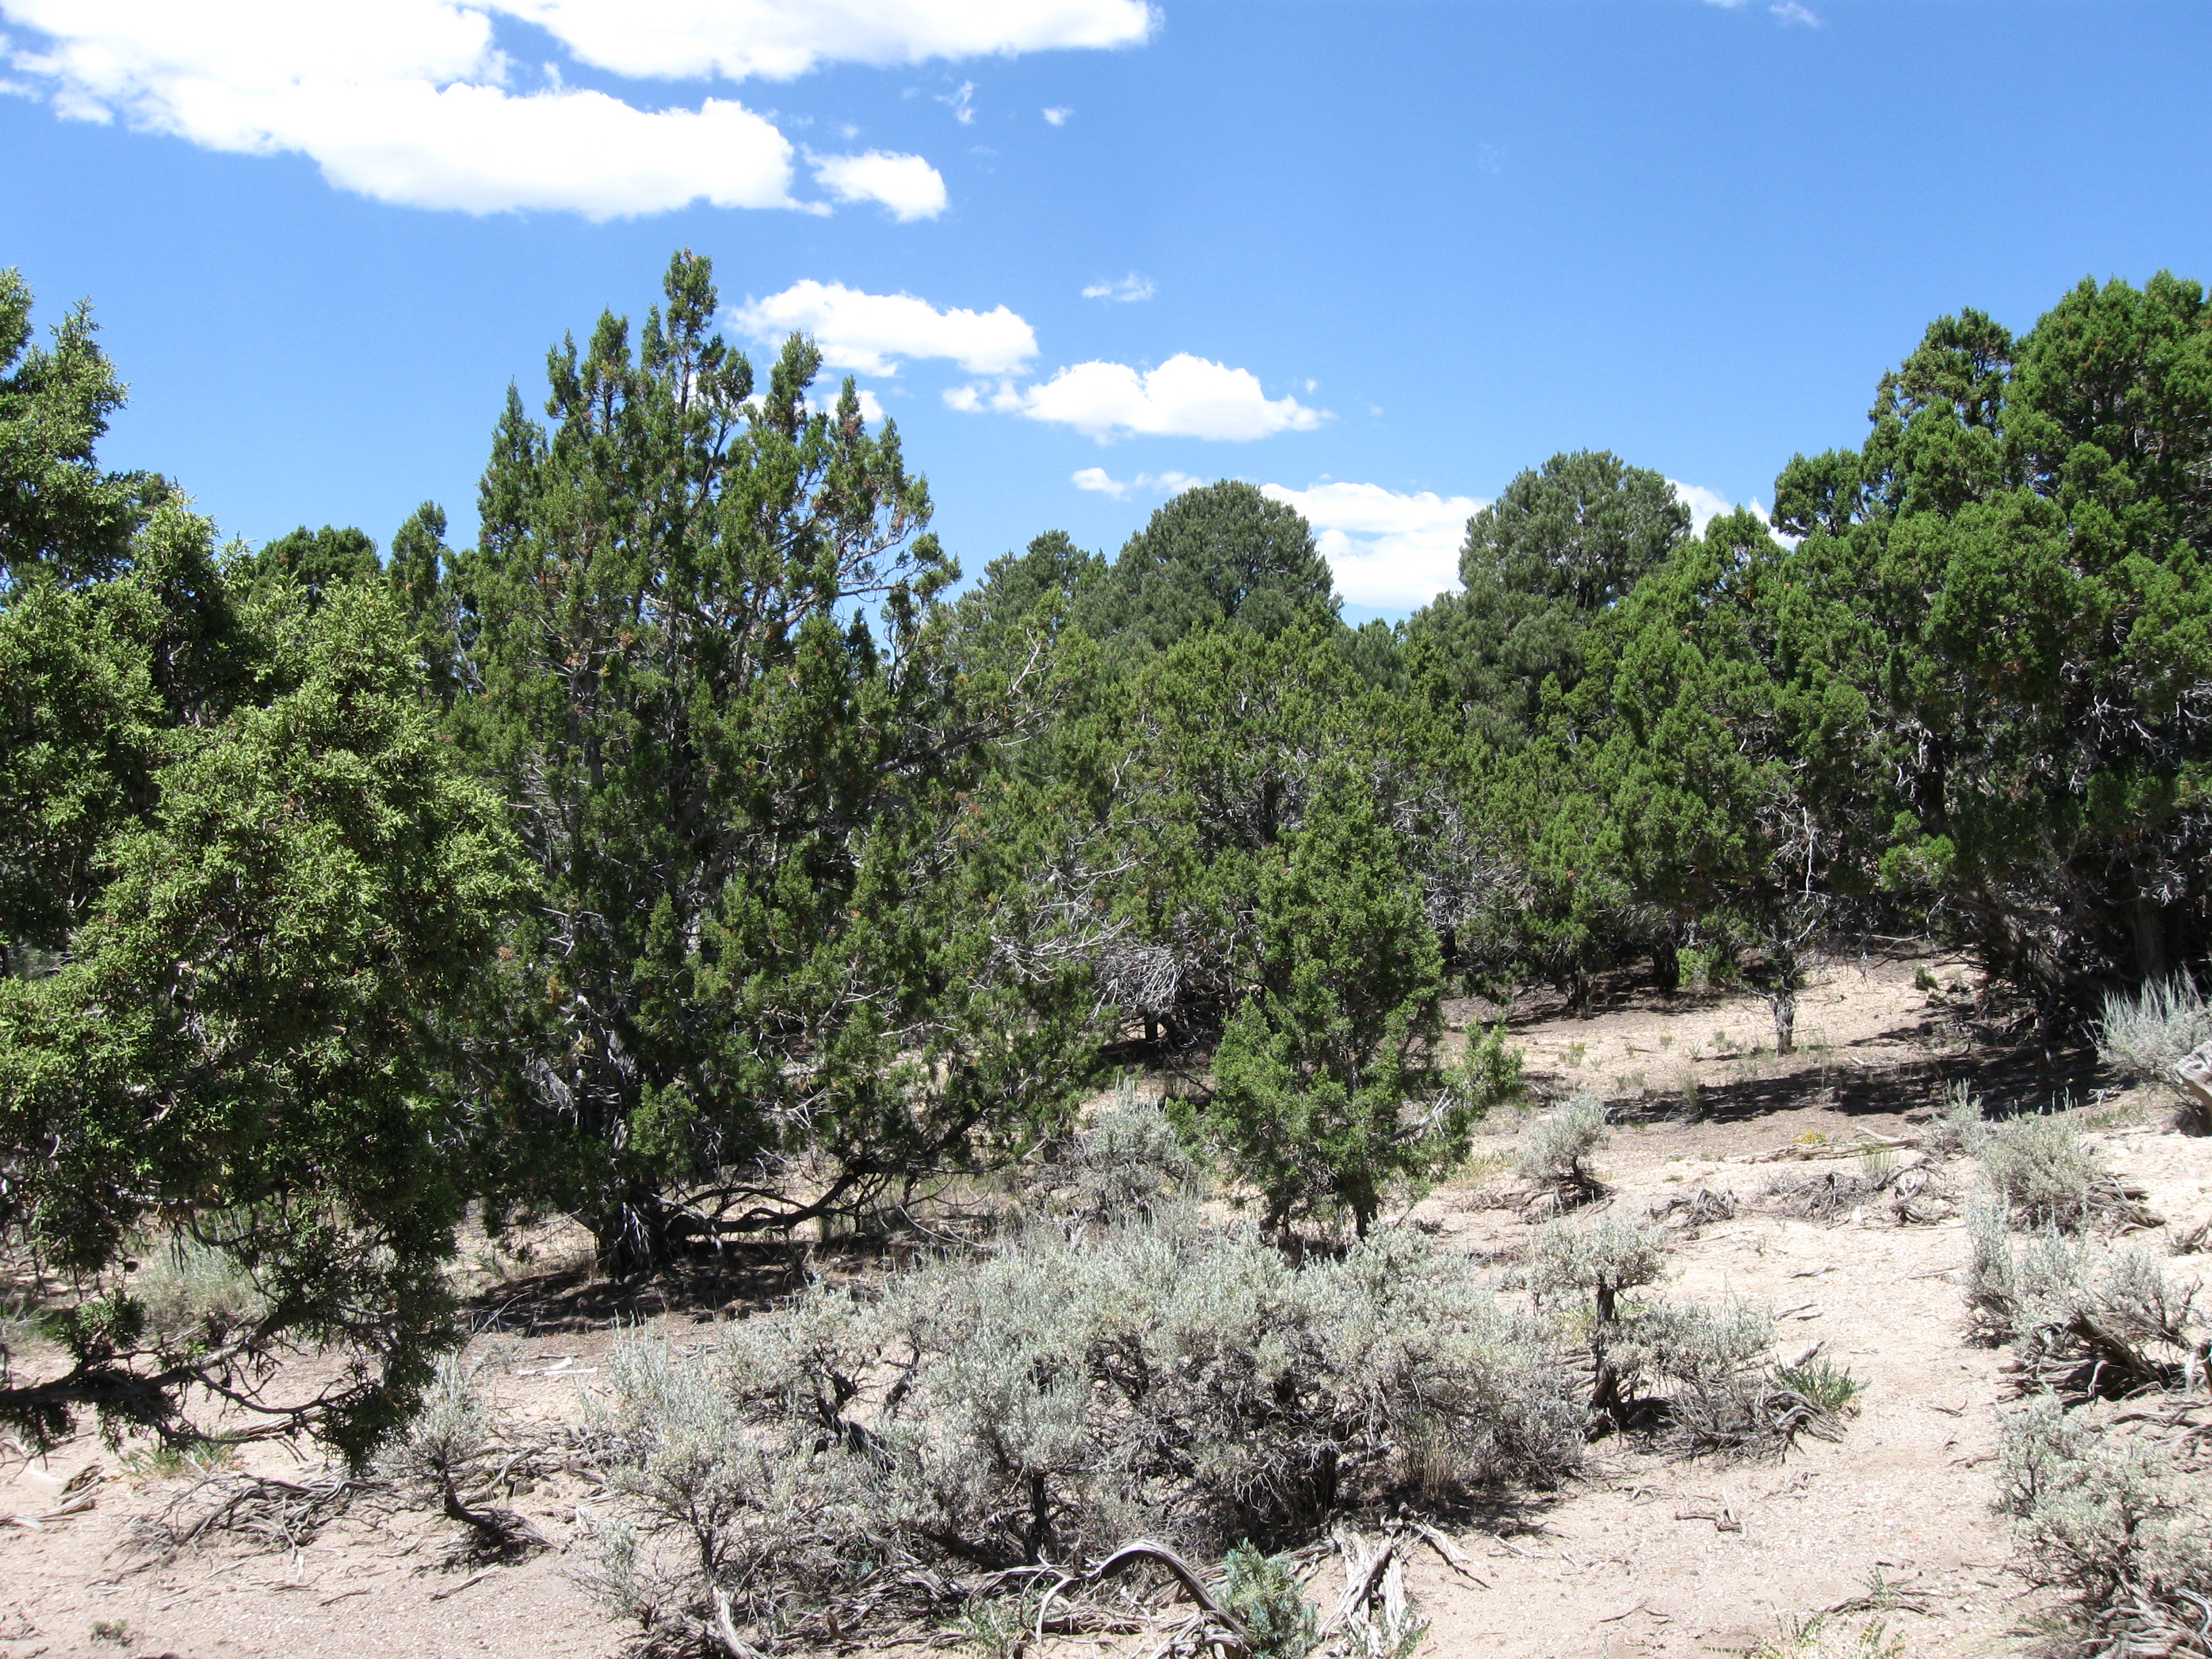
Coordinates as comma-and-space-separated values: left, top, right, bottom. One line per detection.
1965, 1124, 2211, 1657
1732, 1613, 1910, 1659
1515, 1215, 1854, 1453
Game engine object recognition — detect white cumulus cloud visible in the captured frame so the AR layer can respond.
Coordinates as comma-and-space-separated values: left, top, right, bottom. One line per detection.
497, 0, 1153, 81
990, 354, 1323, 442
1261, 481, 1481, 610
1670, 480, 1786, 542
808, 384, 887, 424
1668, 480, 1735, 535
0, 0, 1148, 216
1042, 105, 1071, 125
810, 149, 947, 220
1071, 467, 1202, 500
1082, 272, 1155, 303
732, 280, 1035, 376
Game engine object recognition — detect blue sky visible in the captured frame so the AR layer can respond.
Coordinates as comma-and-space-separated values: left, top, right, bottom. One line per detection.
3, 1, 2208, 622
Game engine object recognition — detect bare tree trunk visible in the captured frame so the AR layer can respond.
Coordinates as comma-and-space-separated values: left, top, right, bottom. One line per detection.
2131, 892, 2167, 983
1771, 983, 1797, 1055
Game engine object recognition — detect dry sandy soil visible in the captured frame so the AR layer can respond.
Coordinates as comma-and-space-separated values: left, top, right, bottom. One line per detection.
5, 954, 2209, 1659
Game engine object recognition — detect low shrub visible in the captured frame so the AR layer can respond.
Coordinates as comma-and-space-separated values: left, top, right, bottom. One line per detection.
579, 1216, 1581, 1649
131, 1234, 270, 1350
1734, 1614, 1909, 1659
380, 1352, 547, 1554
2096, 975, 2212, 1090
1514, 1217, 1841, 1453
1964, 1201, 2201, 1400
1920, 1082, 1987, 1159
1997, 1395, 2212, 1655
1515, 1094, 1610, 1212
1977, 1113, 2155, 1233
1221, 1542, 1321, 1659
1044, 1088, 1206, 1227
1772, 1356, 1865, 1414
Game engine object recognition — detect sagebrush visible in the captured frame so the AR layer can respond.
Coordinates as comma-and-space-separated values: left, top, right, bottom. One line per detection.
579, 1214, 1580, 1648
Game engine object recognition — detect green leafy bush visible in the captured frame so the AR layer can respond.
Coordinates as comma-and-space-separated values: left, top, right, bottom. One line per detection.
1221, 1542, 1320, 1659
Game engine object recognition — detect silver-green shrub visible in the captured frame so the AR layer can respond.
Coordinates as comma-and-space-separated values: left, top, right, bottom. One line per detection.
1921, 1080, 1987, 1158
580, 1217, 1580, 1646
1999, 1395, 2212, 1653
1045, 1090, 1205, 1227
1513, 1216, 1825, 1451
1515, 1093, 1610, 1208
132, 1234, 269, 1348
2096, 974, 2212, 1087
1965, 1202, 2199, 1399
1977, 1112, 2135, 1232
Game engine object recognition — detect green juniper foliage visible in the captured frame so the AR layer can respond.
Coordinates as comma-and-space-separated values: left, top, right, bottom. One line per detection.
448, 251, 1090, 1273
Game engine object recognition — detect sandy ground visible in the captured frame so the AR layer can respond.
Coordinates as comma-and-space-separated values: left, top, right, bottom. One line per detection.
5, 954, 2208, 1659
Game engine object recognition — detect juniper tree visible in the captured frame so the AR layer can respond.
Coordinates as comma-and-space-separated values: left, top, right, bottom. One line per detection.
1073, 480, 1338, 655
1406, 450, 1688, 752
452, 251, 1090, 1272
1205, 773, 1455, 1235
1770, 272, 2212, 1010
1589, 508, 1885, 1052
2, 549, 512, 1455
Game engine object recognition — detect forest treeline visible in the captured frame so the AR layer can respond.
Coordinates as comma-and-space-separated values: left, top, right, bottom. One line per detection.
2, 253, 2208, 1452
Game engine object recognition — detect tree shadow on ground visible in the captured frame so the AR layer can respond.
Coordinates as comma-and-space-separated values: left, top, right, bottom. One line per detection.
1604, 1035, 2110, 1131
462, 1230, 922, 1335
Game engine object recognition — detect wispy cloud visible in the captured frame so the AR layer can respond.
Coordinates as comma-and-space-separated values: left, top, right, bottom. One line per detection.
1082, 272, 1156, 303
1071, 467, 1203, 500
1042, 105, 1071, 125
1704, 0, 1820, 23
937, 79, 975, 123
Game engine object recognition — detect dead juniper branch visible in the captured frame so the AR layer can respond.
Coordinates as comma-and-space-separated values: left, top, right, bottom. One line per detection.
1647, 1187, 1739, 1234
1322, 1528, 1427, 1659
130, 1467, 392, 1559
1761, 1157, 1952, 1226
